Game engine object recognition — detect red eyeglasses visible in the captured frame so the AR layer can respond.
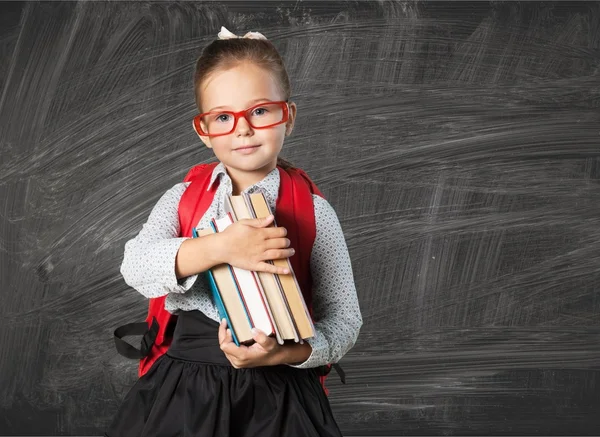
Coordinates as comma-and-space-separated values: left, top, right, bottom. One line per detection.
193, 101, 290, 137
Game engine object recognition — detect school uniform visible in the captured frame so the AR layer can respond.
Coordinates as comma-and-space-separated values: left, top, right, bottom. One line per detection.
105, 162, 362, 437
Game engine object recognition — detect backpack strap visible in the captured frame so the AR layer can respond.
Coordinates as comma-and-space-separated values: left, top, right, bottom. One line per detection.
315, 362, 346, 384
276, 167, 316, 312
292, 167, 324, 197
179, 162, 220, 238
280, 168, 346, 391
113, 317, 159, 359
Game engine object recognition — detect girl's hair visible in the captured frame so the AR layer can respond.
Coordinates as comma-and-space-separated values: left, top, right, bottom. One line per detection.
194, 38, 295, 170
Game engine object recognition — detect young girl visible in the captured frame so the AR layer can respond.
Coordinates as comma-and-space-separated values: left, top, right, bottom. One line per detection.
105, 26, 362, 437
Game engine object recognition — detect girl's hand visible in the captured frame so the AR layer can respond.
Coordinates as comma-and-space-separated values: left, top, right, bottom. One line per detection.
218, 319, 282, 368
217, 215, 294, 275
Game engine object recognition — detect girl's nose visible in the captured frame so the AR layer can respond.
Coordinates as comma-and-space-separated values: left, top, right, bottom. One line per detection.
235, 115, 253, 135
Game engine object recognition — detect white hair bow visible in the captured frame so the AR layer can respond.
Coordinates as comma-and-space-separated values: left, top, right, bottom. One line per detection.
217, 25, 267, 40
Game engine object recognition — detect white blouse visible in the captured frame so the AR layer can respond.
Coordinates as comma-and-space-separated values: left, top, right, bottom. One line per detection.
120, 162, 363, 369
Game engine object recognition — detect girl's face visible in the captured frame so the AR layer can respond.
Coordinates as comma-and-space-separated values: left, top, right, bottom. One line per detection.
196, 61, 296, 184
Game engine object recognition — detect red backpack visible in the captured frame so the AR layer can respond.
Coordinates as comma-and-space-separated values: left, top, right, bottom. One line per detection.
114, 162, 345, 394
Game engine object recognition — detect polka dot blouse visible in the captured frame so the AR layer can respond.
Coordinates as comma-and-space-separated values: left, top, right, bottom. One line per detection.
120, 162, 363, 369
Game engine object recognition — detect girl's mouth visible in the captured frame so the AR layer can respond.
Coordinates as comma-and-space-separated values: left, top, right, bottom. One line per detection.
235, 145, 261, 154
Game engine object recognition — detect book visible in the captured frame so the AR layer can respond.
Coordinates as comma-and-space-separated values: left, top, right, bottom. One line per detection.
212, 214, 276, 338
194, 227, 253, 346
244, 192, 315, 340
226, 196, 300, 344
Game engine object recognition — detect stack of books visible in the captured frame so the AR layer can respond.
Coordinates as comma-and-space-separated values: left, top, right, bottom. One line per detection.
193, 192, 315, 346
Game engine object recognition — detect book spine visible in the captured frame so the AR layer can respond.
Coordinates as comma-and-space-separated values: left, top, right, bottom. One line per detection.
207, 269, 241, 347
193, 227, 240, 346
243, 192, 302, 342
228, 194, 283, 343
210, 218, 255, 332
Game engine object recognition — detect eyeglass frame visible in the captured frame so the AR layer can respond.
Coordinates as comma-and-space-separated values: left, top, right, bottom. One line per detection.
193, 100, 290, 137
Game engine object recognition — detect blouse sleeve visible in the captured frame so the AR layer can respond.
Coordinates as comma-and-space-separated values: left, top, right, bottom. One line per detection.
288, 195, 363, 369
119, 182, 199, 298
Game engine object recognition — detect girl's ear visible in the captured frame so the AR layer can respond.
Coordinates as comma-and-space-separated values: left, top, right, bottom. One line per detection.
192, 120, 213, 149
285, 101, 297, 136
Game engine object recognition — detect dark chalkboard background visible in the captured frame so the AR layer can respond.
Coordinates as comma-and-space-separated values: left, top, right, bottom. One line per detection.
1, 1, 599, 435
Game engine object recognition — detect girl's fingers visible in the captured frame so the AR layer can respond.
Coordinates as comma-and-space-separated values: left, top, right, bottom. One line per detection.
268, 226, 287, 238
264, 237, 290, 250
263, 248, 295, 261
257, 261, 290, 275
218, 319, 228, 345
247, 215, 274, 228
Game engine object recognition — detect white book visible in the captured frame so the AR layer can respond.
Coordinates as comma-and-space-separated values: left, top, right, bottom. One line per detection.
212, 214, 275, 337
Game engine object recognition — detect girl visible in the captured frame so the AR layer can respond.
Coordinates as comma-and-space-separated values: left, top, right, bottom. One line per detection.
105, 26, 362, 437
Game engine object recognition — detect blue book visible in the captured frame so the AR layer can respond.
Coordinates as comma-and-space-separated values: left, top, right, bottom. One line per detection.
207, 219, 254, 339
192, 226, 241, 346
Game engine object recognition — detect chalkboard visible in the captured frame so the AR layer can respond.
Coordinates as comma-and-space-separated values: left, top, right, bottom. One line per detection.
1, 1, 599, 435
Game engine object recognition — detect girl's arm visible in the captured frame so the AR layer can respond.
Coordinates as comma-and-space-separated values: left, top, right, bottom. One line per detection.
120, 182, 222, 298
286, 195, 363, 368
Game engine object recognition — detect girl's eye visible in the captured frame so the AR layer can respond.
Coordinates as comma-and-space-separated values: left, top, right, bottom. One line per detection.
252, 107, 268, 116
215, 113, 231, 123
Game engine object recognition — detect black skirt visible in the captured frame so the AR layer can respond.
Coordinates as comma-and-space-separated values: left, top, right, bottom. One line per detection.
105, 310, 343, 437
